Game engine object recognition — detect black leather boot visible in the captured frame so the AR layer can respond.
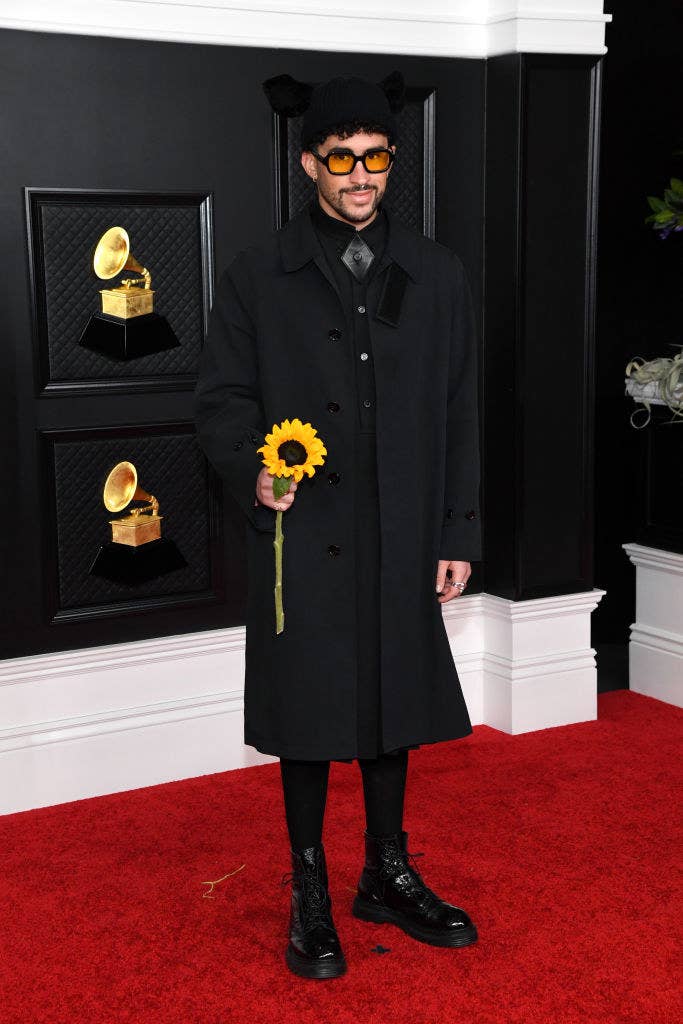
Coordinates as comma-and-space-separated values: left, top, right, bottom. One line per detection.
352, 830, 478, 948
280, 843, 347, 979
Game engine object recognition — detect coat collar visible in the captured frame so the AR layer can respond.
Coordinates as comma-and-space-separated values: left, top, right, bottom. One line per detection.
278, 199, 422, 283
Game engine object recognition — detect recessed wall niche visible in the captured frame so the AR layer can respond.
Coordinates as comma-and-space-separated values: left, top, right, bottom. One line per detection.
41, 423, 224, 625
25, 188, 214, 395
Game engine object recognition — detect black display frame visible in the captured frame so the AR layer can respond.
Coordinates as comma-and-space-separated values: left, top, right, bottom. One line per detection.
24, 187, 215, 397
40, 421, 226, 626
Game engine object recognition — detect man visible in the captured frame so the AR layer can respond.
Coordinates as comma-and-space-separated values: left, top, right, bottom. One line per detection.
193, 72, 482, 980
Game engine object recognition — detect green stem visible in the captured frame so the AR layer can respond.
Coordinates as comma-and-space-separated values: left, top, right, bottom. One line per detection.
274, 509, 284, 634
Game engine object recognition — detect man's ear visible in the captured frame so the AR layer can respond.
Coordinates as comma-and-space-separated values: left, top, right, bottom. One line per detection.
300, 150, 317, 181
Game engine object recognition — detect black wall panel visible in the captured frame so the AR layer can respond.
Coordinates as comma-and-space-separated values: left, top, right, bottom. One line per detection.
483, 53, 602, 601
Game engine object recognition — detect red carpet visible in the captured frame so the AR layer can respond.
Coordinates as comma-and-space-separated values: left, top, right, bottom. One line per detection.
0, 690, 681, 1024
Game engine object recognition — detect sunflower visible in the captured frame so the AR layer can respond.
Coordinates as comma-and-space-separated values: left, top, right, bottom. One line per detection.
257, 418, 327, 483
256, 418, 328, 635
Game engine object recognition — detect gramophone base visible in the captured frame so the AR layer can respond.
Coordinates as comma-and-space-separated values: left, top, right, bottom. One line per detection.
88, 538, 187, 585
78, 312, 180, 361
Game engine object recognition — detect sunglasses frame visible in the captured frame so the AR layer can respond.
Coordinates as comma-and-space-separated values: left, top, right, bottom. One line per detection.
311, 146, 395, 175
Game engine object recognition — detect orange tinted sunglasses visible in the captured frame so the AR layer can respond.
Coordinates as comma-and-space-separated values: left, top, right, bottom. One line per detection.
312, 147, 395, 175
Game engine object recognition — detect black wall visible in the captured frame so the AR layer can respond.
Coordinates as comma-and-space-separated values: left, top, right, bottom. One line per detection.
2, 28, 611, 666
0, 29, 486, 658
592, 2, 683, 689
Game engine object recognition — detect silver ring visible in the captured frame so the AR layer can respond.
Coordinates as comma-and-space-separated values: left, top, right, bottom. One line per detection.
447, 580, 466, 590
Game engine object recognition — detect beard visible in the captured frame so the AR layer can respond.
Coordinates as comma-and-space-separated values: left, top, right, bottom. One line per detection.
317, 180, 384, 225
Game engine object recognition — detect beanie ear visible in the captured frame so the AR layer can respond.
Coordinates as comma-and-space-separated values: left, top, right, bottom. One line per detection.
379, 70, 406, 113
262, 74, 314, 117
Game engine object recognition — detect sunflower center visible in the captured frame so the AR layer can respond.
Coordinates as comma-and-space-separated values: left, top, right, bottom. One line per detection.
277, 440, 308, 467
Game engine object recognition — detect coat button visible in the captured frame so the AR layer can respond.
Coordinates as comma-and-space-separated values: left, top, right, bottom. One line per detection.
328, 328, 342, 341
327, 471, 341, 485
360, 352, 368, 361
327, 401, 340, 413
248, 433, 258, 444
446, 508, 454, 519
465, 510, 477, 520
363, 399, 372, 408
233, 440, 243, 450
328, 544, 341, 556
357, 305, 366, 314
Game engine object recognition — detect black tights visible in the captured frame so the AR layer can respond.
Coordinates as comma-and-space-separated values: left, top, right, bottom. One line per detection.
279, 750, 409, 851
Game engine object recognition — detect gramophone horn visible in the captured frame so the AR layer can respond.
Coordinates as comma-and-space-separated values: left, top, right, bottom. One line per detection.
93, 227, 151, 288
103, 461, 156, 513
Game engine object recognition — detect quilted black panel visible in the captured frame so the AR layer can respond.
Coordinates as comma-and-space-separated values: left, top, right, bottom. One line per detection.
280, 88, 434, 236
50, 429, 212, 610
33, 196, 211, 384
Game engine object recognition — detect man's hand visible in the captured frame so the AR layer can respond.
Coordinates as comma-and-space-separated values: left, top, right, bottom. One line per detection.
254, 467, 298, 511
435, 559, 471, 603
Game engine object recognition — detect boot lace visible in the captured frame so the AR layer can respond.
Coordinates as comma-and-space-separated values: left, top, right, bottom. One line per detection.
378, 846, 441, 906
281, 871, 333, 933
404, 849, 443, 905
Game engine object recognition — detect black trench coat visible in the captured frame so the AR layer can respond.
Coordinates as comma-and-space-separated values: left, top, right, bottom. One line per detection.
193, 201, 482, 761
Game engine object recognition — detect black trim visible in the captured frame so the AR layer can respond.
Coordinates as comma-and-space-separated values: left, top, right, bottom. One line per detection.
375, 263, 410, 327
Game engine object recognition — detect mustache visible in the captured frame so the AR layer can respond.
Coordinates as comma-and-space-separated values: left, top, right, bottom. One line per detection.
343, 185, 376, 193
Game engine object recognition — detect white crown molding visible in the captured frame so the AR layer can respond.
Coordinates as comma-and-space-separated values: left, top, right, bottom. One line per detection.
623, 542, 683, 577
0, 1, 612, 57
483, 588, 605, 621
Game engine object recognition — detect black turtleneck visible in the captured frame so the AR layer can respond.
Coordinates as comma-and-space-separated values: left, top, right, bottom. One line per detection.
308, 197, 386, 436
309, 196, 388, 263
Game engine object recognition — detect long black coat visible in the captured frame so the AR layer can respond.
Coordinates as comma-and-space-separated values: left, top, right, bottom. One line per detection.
193, 201, 482, 760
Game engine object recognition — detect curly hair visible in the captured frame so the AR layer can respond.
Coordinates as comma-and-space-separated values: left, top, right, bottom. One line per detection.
302, 119, 397, 152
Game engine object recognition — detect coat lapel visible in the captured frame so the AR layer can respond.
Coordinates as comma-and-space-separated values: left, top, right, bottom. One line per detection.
278, 201, 340, 301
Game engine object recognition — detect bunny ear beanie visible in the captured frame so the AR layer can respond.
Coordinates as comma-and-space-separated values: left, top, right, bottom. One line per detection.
262, 70, 406, 150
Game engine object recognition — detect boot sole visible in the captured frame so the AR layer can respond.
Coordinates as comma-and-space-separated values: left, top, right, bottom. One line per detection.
352, 895, 478, 948
285, 944, 347, 979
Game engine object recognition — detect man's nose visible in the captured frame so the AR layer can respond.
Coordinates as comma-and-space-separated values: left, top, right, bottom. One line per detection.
347, 159, 370, 186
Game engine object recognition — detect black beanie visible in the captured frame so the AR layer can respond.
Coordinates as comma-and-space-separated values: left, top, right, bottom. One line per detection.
262, 71, 406, 150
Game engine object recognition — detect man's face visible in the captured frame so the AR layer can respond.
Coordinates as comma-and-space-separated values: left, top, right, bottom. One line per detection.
301, 130, 396, 227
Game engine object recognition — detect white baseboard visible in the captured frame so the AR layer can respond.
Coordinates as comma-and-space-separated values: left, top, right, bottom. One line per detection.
480, 589, 604, 733
0, 628, 276, 815
623, 543, 683, 709
1, 587, 605, 814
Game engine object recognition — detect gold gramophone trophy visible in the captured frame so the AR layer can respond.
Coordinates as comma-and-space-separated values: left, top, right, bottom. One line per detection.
96, 227, 155, 319
88, 460, 186, 585
104, 460, 162, 546
78, 227, 179, 360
